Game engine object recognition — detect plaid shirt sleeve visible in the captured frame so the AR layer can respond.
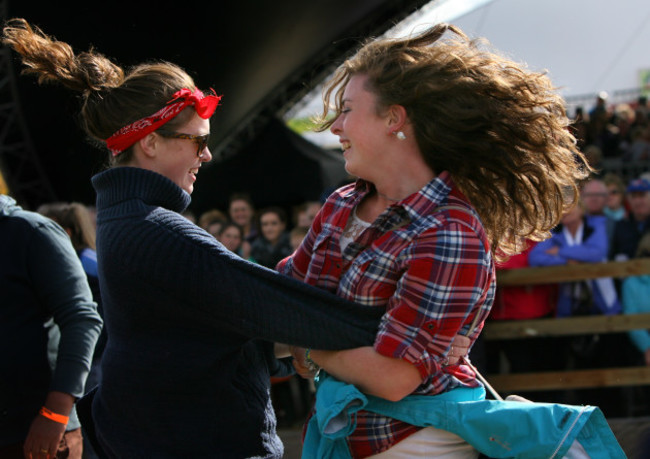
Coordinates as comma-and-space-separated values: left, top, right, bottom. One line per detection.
374, 212, 494, 389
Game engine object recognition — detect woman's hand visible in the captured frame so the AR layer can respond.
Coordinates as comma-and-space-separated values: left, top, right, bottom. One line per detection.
545, 246, 560, 255
23, 391, 74, 459
290, 346, 319, 379
447, 334, 470, 365
23, 414, 66, 459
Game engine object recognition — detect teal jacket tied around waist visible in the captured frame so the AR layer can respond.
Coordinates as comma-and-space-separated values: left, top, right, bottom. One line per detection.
304, 372, 625, 459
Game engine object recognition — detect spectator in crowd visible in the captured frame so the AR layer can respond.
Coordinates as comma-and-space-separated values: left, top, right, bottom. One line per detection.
486, 240, 558, 401
0, 194, 102, 459
623, 125, 650, 161
602, 172, 628, 222
621, 232, 650, 366
293, 200, 321, 229
37, 202, 105, 378
587, 92, 625, 158
529, 201, 621, 317
197, 208, 228, 237
633, 95, 649, 129
581, 177, 608, 216
589, 91, 609, 121
216, 221, 247, 257
228, 192, 257, 259
571, 91, 648, 164
289, 225, 309, 251
582, 144, 604, 174
490, 240, 557, 329
610, 177, 650, 261
251, 206, 293, 269
571, 106, 588, 150
37, 201, 106, 459
581, 177, 616, 243
612, 103, 635, 151
37, 202, 101, 305
228, 192, 257, 240
529, 200, 624, 413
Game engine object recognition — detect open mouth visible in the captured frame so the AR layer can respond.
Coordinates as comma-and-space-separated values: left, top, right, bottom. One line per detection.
340, 141, 351, 151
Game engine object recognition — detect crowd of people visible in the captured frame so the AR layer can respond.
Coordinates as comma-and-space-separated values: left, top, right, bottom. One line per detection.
1, 16, 631, 459
572, 92, 650, 165
186, 197, 325, 271
485, 171, 650, 418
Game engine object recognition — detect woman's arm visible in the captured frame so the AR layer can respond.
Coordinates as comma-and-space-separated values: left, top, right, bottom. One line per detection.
557, 223, 608, 263
529, 235, 566, 266
23, 220, 102, 458
116, 212, 383, 350
309, 347, 421, 401
300, 218, 491, 399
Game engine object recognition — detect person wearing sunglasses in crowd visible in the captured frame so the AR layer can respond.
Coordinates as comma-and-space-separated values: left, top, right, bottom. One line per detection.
1, 18, 473, 459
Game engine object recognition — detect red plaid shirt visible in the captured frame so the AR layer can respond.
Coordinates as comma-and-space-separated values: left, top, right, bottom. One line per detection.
277, 171, 495, 457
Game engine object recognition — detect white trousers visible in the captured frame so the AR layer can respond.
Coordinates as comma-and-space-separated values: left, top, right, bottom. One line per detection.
366, 426, 479, 458
366, 426, 590, 458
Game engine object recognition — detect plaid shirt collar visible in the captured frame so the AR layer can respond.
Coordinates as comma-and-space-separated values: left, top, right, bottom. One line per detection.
344, 170, 456, 223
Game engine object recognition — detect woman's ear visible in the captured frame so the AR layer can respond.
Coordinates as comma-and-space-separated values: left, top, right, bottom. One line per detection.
138, 132, 159, 159
386, 104, 408, 131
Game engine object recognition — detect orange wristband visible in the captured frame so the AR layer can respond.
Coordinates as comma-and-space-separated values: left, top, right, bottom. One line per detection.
39, 406, 69, 425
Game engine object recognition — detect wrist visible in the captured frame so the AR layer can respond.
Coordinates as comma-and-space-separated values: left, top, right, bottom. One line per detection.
39, 406, 69, 425
305, 348, 320, 372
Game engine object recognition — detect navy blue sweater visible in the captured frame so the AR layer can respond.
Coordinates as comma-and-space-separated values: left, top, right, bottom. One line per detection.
88, 167, 382, 458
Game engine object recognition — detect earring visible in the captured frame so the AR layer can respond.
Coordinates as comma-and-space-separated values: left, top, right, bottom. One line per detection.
395, 131, 406, 140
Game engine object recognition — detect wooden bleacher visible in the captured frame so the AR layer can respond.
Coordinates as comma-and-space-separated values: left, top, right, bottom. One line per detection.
483, 259, 650, 393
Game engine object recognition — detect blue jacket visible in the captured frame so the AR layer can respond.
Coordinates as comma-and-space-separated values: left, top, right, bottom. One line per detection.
529, 218, 621, 317
304, 372, 625, 459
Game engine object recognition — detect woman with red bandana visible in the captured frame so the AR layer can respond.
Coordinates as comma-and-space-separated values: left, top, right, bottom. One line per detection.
2, 19, 480, 458
280, 24, 591, 458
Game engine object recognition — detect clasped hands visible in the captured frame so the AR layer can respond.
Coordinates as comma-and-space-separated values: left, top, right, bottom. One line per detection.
289, 334, 472, 379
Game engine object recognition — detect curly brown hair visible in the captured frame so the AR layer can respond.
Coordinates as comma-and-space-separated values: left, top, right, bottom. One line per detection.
319, 23, 590, 258
2, 18, 197, 165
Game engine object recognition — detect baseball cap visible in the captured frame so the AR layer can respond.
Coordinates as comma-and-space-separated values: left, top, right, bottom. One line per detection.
626, 178, 650, 193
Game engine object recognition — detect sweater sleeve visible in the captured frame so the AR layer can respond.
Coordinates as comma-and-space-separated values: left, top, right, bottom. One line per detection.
28, 220, 103, 398
199, 247, 383, 349
113, 216, 383, 350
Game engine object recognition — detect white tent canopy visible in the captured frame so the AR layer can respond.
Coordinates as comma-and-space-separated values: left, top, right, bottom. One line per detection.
424, 0, 650, 104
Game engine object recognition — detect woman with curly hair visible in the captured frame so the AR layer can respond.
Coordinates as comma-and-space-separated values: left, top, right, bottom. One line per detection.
282, 24, 591, 457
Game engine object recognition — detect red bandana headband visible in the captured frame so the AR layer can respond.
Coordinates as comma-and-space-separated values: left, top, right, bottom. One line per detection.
105, 88, 222, 156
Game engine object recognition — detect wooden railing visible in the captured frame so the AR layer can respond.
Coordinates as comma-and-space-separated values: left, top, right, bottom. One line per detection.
484, 259, 650, 393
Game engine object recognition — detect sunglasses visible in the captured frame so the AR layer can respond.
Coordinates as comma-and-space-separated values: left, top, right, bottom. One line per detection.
157, 129, 210, 158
